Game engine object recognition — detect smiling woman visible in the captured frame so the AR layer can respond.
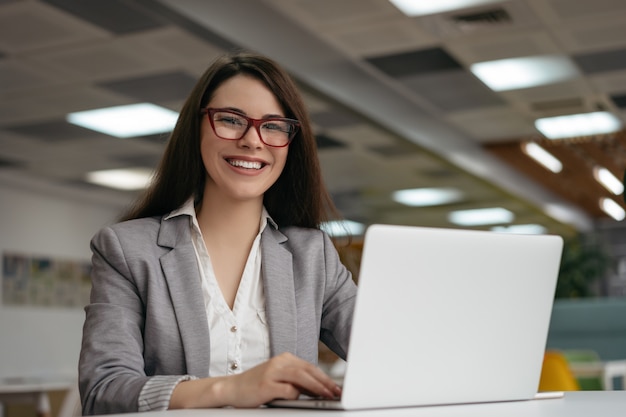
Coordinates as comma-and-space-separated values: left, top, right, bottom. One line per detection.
78, 51, 357, 414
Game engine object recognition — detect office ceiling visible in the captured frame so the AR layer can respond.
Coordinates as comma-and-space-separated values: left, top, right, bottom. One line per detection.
1, 0, 625, 237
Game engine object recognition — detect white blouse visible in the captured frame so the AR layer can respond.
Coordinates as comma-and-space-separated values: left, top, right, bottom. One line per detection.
174, 198, 271, 376
138, 200, 272, 411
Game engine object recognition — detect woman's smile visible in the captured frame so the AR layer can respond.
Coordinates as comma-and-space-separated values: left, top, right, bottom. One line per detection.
225, 157, 266, 171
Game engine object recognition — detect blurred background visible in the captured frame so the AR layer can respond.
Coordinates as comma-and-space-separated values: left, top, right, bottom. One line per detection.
1, 1, 626, 414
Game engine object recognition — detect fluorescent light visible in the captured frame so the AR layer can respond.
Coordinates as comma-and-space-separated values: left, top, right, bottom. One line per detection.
470, 55, 578, 91
535, 111, 622, 139
86, 168, 154, 190
544, 204, 579, 224
67, 103, 179, 138
594, 167, 624, 195
491, 224, 547, 234
389, 0, 506, 16
392, 187, 463, 207
448, 207, 514, 226
321, 220, 366, 237
522, 142, 563, 173
600, 198, 625, 221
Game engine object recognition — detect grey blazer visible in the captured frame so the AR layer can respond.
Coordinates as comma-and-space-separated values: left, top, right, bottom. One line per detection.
79, 213, 357, 415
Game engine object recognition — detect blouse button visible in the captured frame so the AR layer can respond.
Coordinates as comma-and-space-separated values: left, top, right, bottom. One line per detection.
230, 362, 239, 370
230, 325, 238, 333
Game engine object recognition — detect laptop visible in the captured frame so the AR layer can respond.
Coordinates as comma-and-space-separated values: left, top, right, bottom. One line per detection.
270, 224, 564, 410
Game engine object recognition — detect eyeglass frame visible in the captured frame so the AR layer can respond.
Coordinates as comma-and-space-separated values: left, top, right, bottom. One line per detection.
200, 107, 301, 148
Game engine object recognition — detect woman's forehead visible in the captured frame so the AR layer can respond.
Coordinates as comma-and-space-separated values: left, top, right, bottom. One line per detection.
210, 75, 282, 111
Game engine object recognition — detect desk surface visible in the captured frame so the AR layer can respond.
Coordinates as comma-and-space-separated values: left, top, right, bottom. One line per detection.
0, 377, 74, 394
96, 391, 626, 417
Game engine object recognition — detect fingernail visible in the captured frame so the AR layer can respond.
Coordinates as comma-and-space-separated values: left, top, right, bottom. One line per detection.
334, 385, 342, 395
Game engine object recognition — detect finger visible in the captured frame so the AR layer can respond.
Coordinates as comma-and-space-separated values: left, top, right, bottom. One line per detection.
269, 382, 300, 401
302, 361, 342, 395
281, 363, 338, 399
269, 354, 341, 398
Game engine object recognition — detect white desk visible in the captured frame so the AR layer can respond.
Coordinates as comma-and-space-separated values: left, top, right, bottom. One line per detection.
0, 378, 75, 417
95, 391, 626, 417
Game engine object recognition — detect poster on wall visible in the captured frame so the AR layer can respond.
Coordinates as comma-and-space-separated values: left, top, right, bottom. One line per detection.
2, 252, 91, 308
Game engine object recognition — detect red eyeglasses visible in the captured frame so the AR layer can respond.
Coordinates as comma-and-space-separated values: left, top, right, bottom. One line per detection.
201, 108, 300, 147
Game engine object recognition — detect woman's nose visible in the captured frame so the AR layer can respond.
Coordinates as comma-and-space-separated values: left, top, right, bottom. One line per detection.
238, 124, 264, 148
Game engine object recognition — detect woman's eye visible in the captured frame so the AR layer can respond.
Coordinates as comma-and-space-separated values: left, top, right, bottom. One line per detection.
218, 115, 245, 126
263, 122, 286, 132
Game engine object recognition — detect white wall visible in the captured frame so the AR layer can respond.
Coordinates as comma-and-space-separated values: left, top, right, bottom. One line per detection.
0, 181, 124, 379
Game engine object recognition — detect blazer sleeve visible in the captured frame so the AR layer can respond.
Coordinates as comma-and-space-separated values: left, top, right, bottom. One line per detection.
79, 225, 189, 415
319, 231, 358, 360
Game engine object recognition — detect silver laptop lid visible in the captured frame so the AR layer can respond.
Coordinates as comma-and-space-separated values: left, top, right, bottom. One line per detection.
341, 224, 563, 410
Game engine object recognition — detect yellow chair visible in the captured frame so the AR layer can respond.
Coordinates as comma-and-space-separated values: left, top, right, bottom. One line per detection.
538, 350, 580, 391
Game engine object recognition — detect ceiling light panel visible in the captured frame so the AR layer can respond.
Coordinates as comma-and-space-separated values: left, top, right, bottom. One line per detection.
448, 207, 514, 226
594, 167, 625, 195
389, 0, 507, 16
535, 111, 622, 139
600, 198, 626, 221
67, 103, 179, 138
86, 168, 154, 190
522, 142, 563, 173
470, 55, 579, 91
321, 220, 366, 237
392, 187, 464, 207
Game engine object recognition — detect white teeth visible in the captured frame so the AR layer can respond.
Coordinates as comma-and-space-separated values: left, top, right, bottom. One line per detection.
228, 159, 262, 169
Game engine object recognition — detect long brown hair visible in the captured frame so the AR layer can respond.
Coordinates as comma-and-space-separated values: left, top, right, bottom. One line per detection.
120, 51, 338, 229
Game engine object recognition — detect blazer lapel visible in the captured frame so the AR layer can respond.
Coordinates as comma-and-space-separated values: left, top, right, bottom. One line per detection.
261, 226, 298, 357
158, 215, 211, 377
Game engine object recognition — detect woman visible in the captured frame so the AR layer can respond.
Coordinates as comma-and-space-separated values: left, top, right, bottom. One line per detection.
79, 51, 357, 414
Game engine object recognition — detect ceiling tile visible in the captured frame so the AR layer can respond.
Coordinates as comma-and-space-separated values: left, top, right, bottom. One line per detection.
573, 47, 626, 74
553, 19, 626, 52
446, 106, 536, 143
4, 120, 110, 142
132, 133, 171, 145
587, 71, 626, 94
0, 155, 24, 168
401, 70, 504, 112
330, 125, 397, 148
612, 94, 626, 109
316, 133, 346, 149
448, 31, 561, 63
545, 0, 626, 19
321, 17, 437, 58
365, 47, 463, 78
129, 27, 224, 64
264, 0, 397, 25
41, 0, 166, 34
310, 109, 362, 129
98, 71, 197, 103
367, 142, 421, 157
0, 59, 56, 93
0, 84, 133, 125
0, 0, 107, 53
413, 0, 540, 39
498, 79, 592, 104
112, 153, 162, 168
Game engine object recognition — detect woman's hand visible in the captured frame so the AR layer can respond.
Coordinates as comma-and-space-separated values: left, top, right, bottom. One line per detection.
170, 352, 342, 409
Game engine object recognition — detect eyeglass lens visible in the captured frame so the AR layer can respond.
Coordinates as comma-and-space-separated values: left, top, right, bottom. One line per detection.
210, 110, 297, 147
